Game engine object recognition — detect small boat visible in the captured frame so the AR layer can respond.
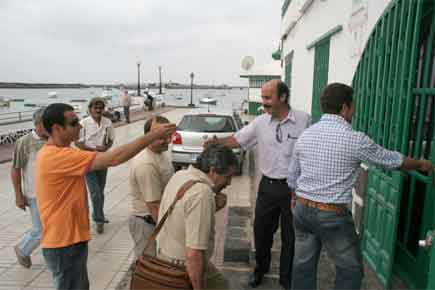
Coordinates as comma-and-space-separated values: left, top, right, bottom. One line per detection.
10, 98, 25, 102
0, 96, 10, 107
175, 96, 183, 100
24, 103, 37, 107
48, 92, 58, 99
199, 97, 217, 105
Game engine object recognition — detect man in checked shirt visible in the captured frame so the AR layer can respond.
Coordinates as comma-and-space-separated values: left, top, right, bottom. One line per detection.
287, 83, 434, 290
205, 79, 311, 289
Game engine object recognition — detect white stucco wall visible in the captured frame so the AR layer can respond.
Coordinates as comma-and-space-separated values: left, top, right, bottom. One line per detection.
281, 0, 393, 115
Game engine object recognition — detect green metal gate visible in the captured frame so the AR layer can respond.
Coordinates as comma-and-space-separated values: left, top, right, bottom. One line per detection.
311, 39, 330, 123
352, 0, 435, 288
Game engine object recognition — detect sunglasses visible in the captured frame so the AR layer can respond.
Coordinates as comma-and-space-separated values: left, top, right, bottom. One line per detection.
67, 118, 80, 127
276, 123, 282, 143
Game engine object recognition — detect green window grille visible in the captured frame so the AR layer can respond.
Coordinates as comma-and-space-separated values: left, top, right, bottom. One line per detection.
311, 38, 330, 123
284, 51, 294, 98
352, 0, 435, 289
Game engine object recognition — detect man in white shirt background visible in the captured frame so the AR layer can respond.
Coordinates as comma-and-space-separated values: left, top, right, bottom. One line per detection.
75, 97, 115, 234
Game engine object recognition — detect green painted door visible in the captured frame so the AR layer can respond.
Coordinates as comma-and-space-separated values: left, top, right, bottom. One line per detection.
352, 0, 435, 288
311, 39, 330, 123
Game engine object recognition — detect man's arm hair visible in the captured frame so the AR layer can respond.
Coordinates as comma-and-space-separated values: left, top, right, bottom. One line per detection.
400, 156, 434, 172
205, 135, 240, 149
186, 248, 205, 290
88, 123, 175, 171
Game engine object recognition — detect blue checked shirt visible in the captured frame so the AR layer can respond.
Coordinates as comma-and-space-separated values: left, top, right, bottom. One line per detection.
287, 114, 404, 204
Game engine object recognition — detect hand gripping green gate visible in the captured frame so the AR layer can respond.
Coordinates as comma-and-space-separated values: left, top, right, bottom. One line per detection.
352, 0, 435, 289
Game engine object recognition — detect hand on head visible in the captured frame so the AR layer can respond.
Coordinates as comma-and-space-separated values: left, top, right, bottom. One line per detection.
150, 117, 176, 139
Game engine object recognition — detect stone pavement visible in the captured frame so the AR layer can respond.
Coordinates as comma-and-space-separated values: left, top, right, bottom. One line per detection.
0, 107, 257, 290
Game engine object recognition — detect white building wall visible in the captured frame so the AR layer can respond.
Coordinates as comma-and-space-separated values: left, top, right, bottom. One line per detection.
281, 0, 393, 115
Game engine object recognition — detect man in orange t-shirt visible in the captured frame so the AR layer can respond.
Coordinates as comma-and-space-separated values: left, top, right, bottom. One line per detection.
36, 103, 175, 290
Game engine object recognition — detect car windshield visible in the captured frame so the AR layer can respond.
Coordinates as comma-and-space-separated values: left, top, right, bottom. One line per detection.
178, 115, 236, 132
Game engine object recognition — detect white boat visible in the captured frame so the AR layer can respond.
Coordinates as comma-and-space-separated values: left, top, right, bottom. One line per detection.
48, 91, 58, 99
0, 96, 10, 107
199, 97, 217, 105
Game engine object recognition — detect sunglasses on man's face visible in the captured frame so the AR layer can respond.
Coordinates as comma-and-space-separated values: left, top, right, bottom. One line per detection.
67, 118, 80, 127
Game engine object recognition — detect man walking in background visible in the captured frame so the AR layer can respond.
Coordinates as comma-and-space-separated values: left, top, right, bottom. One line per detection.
10, 108, 47, 268
128, 116, 173, 258
36, 103, 175, 290
75, 97, 115, 234
205, 80, 310, 289
121, 89, 132, 123
288, 83, 435, 290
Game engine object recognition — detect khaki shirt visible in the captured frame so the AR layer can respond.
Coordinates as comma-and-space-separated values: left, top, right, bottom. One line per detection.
129, 148, 173, 216
156, 166, 216, 262
12, 131, 45, 198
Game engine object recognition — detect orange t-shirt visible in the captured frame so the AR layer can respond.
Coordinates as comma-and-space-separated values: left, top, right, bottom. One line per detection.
35, 144, 97, 248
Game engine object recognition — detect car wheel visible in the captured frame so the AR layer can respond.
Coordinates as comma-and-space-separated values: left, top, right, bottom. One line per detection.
114, 111, 121, 122
173, 162, 183, 172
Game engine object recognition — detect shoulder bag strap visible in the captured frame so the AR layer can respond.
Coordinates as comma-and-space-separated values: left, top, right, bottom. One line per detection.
142, 179, 199, 255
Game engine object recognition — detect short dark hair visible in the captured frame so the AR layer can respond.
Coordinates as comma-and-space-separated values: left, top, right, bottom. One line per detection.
194, 144, 239, 175
143, 116, 170, 134
277, 80, 290, 103
42, 103, 75, 134
320, 83, 353, 114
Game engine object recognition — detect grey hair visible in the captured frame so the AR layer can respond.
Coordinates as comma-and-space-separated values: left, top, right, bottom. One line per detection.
194, 144, 239, 175
32, 108, 45, 125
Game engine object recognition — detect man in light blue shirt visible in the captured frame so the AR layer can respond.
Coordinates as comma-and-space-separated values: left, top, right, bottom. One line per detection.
287, 83, 434, 290
206, 80, 310, 289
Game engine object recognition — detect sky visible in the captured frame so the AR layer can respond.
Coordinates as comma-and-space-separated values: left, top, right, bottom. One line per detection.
0, 0, 282, 86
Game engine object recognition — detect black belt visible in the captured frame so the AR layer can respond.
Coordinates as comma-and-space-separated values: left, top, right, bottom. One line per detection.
262, 175, 287, 183
136, 215, 156, 225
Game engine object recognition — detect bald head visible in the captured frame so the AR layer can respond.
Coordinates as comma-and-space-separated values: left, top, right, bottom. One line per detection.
261, 80, 289, 104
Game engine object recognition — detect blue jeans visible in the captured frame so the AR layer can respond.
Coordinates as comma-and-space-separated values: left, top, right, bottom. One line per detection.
292, 202, 363, 290
85, 169, 107, 223
42, 242, 89, 290
17, 197, 42, 256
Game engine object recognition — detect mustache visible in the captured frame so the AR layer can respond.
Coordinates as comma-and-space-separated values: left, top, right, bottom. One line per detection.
263, 104, 272, 109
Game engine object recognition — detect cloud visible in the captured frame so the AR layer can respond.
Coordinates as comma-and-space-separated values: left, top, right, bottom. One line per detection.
0, 0, 281, 85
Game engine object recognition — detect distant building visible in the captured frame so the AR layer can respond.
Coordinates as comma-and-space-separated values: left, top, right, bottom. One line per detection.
279, 0, 435, 289
240, 61, 281, 115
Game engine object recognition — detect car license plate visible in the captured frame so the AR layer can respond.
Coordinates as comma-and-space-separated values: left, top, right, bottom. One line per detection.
191, 153, 199, 161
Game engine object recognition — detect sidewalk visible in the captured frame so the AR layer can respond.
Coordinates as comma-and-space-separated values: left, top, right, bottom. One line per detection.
0, 107, 256, 290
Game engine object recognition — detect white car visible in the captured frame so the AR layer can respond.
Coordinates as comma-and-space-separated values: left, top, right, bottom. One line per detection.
171, 109, 245, 175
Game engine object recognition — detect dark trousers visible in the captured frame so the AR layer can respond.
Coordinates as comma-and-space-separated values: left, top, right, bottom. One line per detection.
123, 106, 130, 123
42, 242, 89, 290
254, 176, 295, 284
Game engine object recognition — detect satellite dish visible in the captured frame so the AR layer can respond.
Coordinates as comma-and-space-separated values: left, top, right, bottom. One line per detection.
241, 56, 255, 71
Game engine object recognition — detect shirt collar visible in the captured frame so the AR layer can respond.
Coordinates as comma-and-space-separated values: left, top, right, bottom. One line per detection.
320, 114, 352, 129
268, 109, 296, 124
187, 165, 214, 187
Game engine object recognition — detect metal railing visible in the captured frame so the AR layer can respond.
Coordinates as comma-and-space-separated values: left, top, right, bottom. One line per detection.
0, 109, 37, 126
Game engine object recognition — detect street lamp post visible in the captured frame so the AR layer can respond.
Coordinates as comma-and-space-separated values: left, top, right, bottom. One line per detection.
137, 61, 141, 96
189, 72, 195, 107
